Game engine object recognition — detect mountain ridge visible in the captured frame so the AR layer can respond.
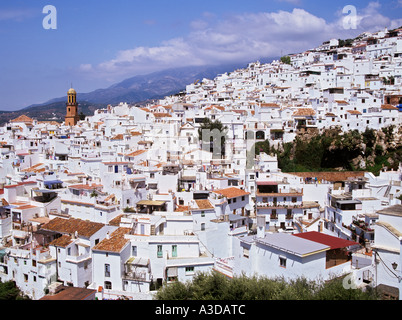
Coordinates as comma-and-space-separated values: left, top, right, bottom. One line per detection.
0, 58, 277, 125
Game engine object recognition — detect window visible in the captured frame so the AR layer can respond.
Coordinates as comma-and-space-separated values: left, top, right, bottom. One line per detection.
201, 223, 206, 231
24, 274, 28, 282
292, 197, 297, 203
132, 246, 137, 257
243, 247, 249, 258
279, 257, 287, 268
201, 211, 205, 217
104, 281, 112, 290
172, 245, 177, 258
157, 245, 163, 258
185, 266, 195, 274
105, 264, 110, 277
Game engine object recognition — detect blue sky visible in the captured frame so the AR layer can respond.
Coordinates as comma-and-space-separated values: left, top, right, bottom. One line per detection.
0, 0, 401, 110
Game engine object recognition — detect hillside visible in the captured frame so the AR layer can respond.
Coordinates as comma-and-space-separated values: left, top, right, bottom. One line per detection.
0, 62, 255, 125
256, 126, 402, 176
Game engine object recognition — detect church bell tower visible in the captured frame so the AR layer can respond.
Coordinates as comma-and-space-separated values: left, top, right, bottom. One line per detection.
65, 87, 79, 126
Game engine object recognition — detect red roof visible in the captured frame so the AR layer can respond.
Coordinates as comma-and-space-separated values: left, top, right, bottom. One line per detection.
293, 231, 359, 250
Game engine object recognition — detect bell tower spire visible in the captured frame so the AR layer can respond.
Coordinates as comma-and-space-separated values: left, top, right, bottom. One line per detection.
65, 87, 79, 126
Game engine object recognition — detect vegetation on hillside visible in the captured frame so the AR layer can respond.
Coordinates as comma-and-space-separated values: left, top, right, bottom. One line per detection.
198, 118, 228, 158
155, 271, 378, 300
0, 281, 30, 300
254, 126, 402, 175
280, 56, 291, 65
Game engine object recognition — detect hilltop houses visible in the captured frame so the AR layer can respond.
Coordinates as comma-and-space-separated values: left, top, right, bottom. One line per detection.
0, 27, 401, 299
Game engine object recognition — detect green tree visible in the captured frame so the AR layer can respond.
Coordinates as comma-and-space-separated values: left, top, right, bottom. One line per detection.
198, 118, 228, 158
155, 272, 378, 300
280, 56, 291, 65
0, 281, 30, 300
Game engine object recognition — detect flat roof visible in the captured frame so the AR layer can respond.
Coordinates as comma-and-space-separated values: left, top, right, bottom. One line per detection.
255, 232, 329, 257
376, 204, 402, 217
293, 231, 359, 250
336, 199, 362, 205
136, 200, 166, 206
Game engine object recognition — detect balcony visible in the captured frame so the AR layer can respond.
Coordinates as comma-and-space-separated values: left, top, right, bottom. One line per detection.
124, 257, 150, 281
256, 202, 303, 209
213, 257, 234, 278
65, 252, 91, 263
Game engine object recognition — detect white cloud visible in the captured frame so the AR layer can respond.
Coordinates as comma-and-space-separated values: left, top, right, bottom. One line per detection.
78, 3, 401, 82
0, 8, 36, 21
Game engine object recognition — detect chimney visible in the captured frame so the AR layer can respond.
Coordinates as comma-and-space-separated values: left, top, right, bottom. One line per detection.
106, 232, 110, 240
256, 215, 266, 239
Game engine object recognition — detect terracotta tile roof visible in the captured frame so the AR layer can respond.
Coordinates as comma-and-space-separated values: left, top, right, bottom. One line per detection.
111, 134, 124, 140
175, 205, 190, 212
49, 234, 72, 248
153, 113, 172, 118
213, 187, 250, 199
16, 204, 38, 210
194, 199, 214, 210
125, 149, 147, 157
92, 227, 131, 253
335, 100, 349, 104
381, 104, 398, 110
108, 214, 123, 227
11, 115, 34, 123
130, 131, 142, 136
41, 217, 105, 238
40, 286, 96, 300
292, 108, 316, 117
260, 103, 280, 108
68, 183, 102, 190
347, 110, 362, 115
289, 171, 365, 182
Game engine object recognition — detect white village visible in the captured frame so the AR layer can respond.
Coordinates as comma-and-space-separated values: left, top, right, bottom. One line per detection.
0, 27, 401, 300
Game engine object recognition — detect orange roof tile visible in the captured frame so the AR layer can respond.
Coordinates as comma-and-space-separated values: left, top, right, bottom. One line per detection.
92, 227, 130, 253
347, 110, 362, 115
292, 108, 316, 117
213, 187, 250, 199
260, 103, 280, 108
125, 149, 147, 157
49, 234, 72, 248
41, 217, 104, 238
111, 134, 124, 140
194, 199, 214, 210
11, 115, 34, 123
153, 113, 172, 118
381, 104, 398, 110
68, 184, 102, 190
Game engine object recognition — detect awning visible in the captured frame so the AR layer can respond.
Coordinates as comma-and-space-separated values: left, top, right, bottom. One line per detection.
137, 200, 166, 206
44, 180, 63, 186
35, 189, 57, 194
167, 267, 178, 277
256, 181, 278, 185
